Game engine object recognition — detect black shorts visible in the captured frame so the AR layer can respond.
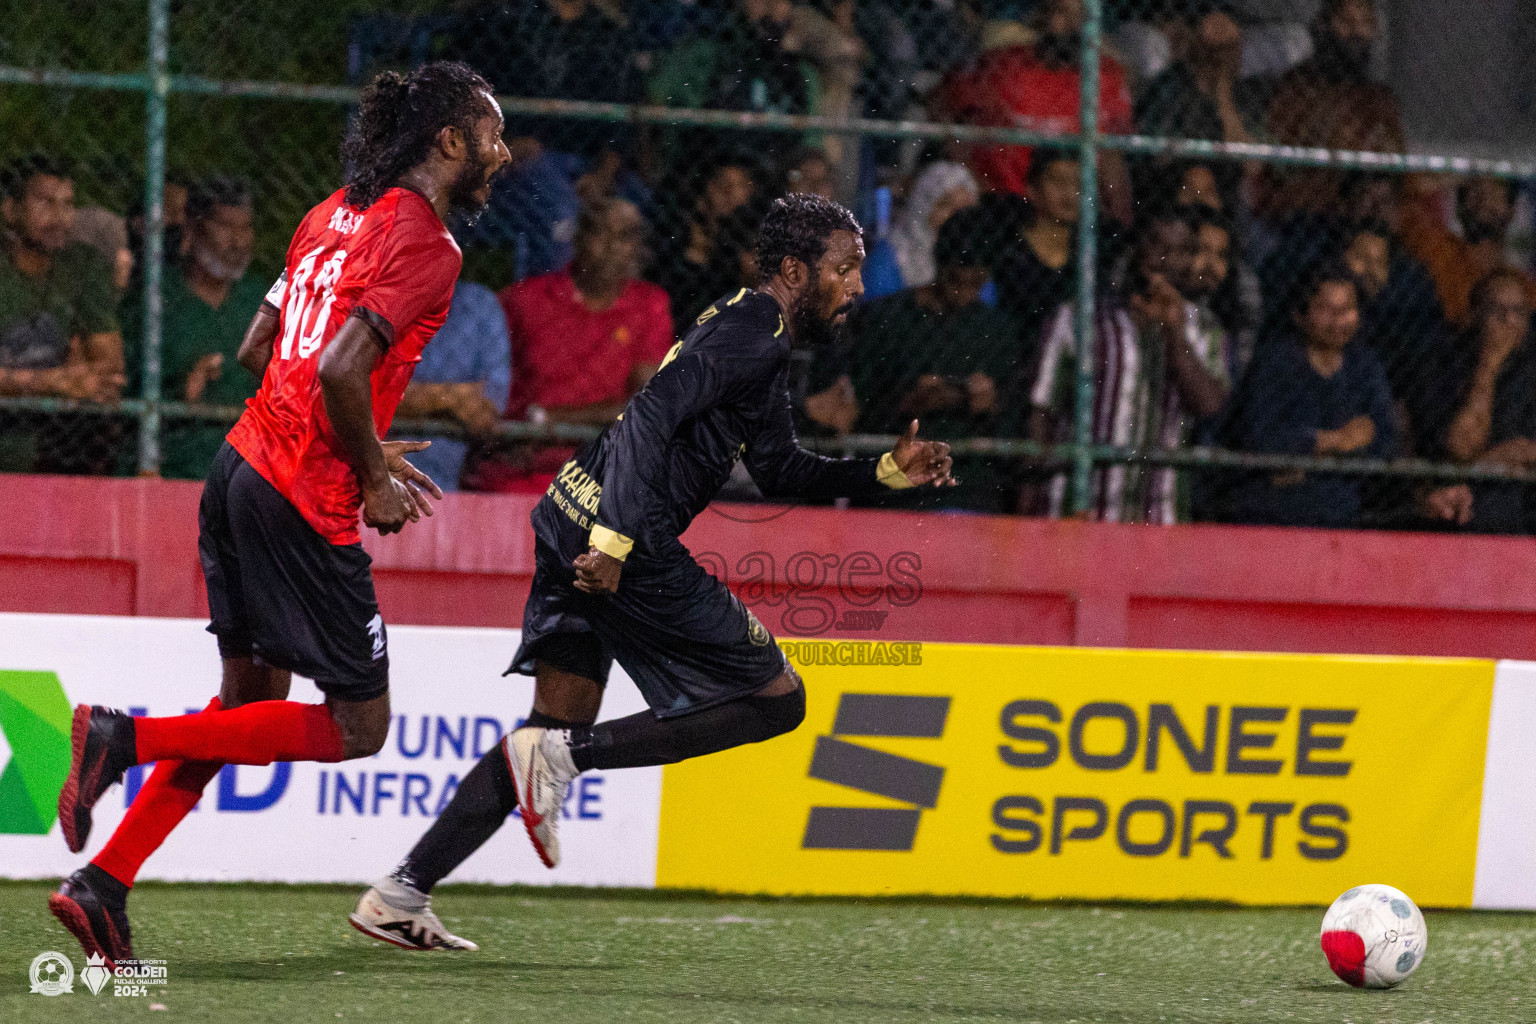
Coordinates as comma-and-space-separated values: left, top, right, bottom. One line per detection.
508, 530, 787, 718
199, 443, 389, 702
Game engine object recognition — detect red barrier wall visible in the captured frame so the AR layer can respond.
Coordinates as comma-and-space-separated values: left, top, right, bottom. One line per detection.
4, 473, 1536, 660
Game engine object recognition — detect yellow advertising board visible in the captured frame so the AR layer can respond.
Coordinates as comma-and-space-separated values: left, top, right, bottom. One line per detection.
656, 643, 1495, 906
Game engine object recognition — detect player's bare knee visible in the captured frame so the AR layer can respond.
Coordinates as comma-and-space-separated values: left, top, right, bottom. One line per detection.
330, 694, 392, 759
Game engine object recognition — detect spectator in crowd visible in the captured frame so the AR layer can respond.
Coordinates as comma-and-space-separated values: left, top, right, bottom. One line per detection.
1183, 206, 1248, 388
1259, 173, 1415, 333
651, 154, 759, 324
993, 150, 1079, 363
1262, 0, 1405, 220
481, 198, 673, 493
848, 208, 1019, 510
0, 155, 125, 474
127, 173, 189, 300
648, 0, 861, 188
1134, 2, 1265, 204
779, 145, 836, 200
1435, 269, 1536, 533
1335, 220, 1448, 429
390, 281, 510, 492
466, 136, 652, 281
938, 0, 1134, 224
864, 160, 978, 299
1028, 204, 1231, 523
1399, 175, 1536, 329
449, 0, 642, 163
1172, 161, 1224, 213
706, 200, 772, 299
1169, 161, 1261, 380
70, 207, 133, 294
123, 177, 265, 480
1221, 260, 1396, 529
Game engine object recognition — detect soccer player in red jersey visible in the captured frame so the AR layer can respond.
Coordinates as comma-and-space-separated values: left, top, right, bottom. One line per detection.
48, 61, 511, 965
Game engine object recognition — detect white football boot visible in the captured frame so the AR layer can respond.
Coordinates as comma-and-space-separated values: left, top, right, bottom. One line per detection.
505, 727, 578, 868
349, 876, 478, 951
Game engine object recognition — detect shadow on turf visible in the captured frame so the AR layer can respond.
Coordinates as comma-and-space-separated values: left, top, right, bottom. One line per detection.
166, 948, 628, 983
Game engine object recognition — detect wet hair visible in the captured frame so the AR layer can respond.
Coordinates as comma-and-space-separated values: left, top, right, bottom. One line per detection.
934, 206, 992, 270
342, 61, 494, 210
2, 154, 72, 201
1026, 148, 1078, 189
755, 193, 862, 280
1290, 257, 1358, 314
186, 175, 252, 222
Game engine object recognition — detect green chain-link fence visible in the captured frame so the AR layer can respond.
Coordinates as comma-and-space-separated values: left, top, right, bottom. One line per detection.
3, 0, 1536, 530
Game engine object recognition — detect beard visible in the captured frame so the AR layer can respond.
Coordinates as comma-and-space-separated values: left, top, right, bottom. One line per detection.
447, 145, 495, 225
194, 245, 251, 283
790, 287, 853, 349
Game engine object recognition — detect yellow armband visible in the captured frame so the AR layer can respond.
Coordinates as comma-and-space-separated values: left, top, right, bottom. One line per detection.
877, 452, 915, 490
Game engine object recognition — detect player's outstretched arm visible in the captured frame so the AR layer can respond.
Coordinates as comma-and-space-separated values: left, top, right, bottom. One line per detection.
889, 419, 956, 487
319, 316, 423, 535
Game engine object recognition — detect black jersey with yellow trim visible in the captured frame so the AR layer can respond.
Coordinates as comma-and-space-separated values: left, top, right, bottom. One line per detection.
541, 288, 907, 566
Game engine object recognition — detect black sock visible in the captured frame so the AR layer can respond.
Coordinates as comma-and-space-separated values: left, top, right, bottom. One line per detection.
393, 741, 518, 893
570, 684, 805, 772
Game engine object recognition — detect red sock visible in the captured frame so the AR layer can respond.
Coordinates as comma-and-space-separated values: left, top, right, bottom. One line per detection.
134, 700, 346, 766
94, 697, 225, 887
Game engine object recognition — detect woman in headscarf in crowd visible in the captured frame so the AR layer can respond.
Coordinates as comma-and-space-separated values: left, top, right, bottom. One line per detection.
864, 160, 979, 299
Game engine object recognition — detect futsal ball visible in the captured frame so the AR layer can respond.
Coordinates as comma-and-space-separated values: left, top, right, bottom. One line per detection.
1319, 884, 1428, 988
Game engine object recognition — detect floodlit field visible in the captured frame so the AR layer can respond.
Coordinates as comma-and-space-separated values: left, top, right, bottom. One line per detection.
4, 881, 1535, 1022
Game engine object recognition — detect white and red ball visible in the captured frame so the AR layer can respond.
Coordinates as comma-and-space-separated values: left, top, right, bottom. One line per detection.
1320, 884, 1428, 988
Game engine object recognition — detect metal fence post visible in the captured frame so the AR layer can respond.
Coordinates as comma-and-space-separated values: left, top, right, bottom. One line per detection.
1069, 0, 1103, 515
137, 0, 169, 475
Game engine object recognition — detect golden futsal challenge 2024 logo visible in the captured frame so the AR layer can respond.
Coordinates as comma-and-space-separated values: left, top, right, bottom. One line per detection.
29, 950, 168, 999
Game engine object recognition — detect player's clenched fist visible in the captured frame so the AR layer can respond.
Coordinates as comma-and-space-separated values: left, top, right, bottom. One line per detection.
573, 547, 623, 595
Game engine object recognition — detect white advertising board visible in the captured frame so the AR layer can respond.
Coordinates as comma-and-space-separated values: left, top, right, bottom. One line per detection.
0, 613, 660, 887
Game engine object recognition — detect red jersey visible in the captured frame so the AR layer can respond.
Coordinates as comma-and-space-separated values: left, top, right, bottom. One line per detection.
941, 46, 1133, 195
228, 187, 461, 545
501, 269, 674, 419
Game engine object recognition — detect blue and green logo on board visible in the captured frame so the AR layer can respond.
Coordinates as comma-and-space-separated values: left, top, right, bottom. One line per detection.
0, 670, 72, 834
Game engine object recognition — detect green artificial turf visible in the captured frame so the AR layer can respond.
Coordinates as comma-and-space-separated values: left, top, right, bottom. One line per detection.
3, 881, 1535, 1022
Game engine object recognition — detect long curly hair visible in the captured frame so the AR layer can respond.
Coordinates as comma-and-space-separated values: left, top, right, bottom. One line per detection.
342, 61, 493, 210
755, 193, 862, 281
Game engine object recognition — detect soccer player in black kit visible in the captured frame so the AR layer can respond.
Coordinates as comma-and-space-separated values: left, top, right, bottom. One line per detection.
350, 194, 954, 950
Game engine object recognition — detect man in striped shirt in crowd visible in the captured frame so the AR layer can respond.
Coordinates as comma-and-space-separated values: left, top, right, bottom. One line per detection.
1026, 204, 1233, 523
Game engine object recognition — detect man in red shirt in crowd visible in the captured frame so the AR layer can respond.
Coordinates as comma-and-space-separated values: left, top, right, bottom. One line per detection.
48, 60, 511, 963
939, 0, 1134, 224
481, 196, 672, 493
